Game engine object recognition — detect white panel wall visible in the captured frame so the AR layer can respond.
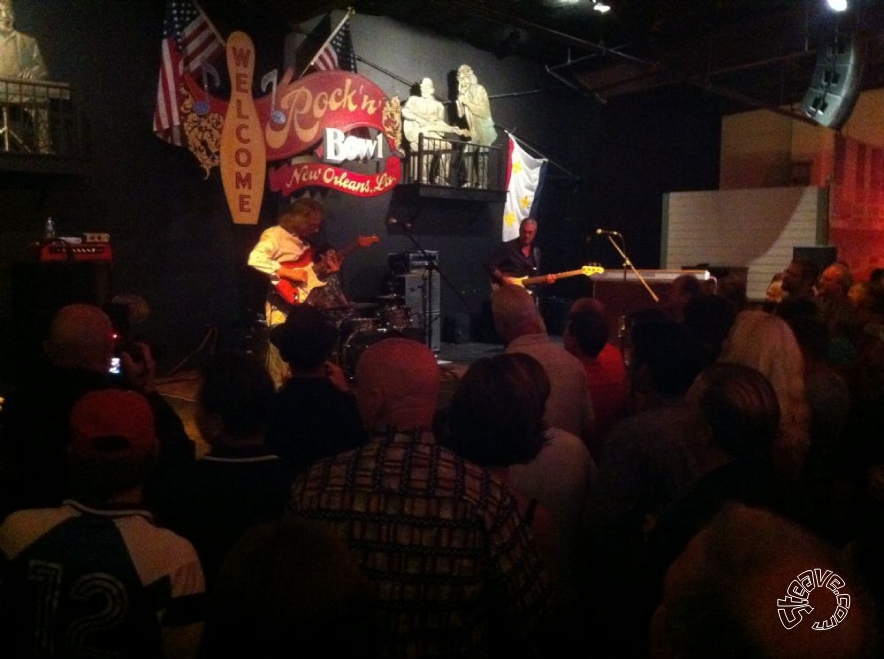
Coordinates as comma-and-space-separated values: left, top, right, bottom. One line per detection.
662, 187, 828, 300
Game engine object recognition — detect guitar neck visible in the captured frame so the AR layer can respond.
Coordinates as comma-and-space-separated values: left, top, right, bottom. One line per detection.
335, 241, 362, 261
521, 269, 586, 287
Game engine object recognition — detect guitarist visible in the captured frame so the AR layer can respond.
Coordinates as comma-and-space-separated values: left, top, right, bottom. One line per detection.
485, 218, 552, 294
248, 197, 342, 387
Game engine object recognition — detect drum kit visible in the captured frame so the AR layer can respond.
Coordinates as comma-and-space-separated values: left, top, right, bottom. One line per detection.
325, 293, 420, 376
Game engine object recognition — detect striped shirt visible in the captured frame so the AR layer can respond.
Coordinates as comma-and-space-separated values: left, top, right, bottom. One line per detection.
289, 429, 553, 658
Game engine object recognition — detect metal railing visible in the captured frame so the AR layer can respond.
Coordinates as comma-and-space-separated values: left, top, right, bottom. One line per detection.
405, 134, 504, 191
0, 77, 87, 158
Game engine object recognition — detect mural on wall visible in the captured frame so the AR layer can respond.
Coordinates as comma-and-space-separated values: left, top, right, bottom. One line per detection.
153, 1, 403, 224
830, 135, 884, 279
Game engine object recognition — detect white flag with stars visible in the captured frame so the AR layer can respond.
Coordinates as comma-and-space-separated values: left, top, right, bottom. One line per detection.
502, 133, 547, 241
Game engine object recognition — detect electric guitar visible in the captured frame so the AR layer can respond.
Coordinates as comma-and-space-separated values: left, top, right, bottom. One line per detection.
274, 235, 379, 306
509, 264, 605, 288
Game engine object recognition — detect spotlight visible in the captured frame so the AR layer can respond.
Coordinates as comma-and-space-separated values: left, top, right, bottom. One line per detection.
826, 0, 848, 11
593, 1, 612, 13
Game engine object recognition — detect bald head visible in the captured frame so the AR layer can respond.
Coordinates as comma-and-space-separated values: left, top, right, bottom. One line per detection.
491, 285, 545, 343
45, 304, 115, 372
354, 338, 440, 431
653, 504, 879, 659
817, 262, 852, 301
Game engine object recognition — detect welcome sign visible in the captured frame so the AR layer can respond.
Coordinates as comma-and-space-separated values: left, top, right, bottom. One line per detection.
182, 32, 403, 224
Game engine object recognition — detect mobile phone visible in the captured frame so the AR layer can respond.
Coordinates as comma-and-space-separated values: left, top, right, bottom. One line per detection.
109, 356, 121, 375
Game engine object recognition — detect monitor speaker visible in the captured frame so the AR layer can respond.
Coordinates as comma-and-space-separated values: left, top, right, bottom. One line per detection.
800, 33, 865, 129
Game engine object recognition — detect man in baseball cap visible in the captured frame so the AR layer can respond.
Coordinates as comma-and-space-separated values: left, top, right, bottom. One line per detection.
68, 389, 159, 500
0, 389, 206, 657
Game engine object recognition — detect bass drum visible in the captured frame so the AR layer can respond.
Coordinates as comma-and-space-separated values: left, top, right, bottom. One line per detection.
378, 304, 411, 331
340, 326, 397, 377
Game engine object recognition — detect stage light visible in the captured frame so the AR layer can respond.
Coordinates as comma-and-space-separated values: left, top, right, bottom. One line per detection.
827, 0, 848, 12
593, 1, 612, 13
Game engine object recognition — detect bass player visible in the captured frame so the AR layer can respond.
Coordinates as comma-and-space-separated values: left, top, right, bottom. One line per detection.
485, 218, 553, 294
248, 197, 342, 388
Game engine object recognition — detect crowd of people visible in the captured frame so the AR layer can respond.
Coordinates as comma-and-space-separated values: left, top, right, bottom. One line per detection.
1, 252, 884, 657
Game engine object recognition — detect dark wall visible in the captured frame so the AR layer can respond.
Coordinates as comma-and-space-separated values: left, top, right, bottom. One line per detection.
0, 3, 721, 382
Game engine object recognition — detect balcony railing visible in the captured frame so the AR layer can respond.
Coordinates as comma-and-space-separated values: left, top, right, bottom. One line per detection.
0, 77, 88, 160
404, 134, 504, 192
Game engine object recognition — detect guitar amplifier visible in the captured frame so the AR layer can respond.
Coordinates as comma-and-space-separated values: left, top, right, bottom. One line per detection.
36, 240, 113, 262
388, 250, 439, 274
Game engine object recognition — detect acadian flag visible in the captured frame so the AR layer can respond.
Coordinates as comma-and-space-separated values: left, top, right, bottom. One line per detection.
502, 133, 547, 241
153, 0, 223, 146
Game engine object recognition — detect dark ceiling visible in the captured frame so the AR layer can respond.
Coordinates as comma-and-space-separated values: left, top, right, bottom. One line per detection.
205, 0, 884, 121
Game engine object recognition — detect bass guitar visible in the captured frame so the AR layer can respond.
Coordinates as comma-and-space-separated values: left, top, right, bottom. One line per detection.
509, 264, 605, 288
275, 235, 379, 305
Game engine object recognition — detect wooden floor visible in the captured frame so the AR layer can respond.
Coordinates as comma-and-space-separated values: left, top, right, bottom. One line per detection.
155, 341, 505, 454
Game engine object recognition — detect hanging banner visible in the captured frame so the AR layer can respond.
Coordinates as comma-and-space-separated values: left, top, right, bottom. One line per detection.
502, 133, 547, 241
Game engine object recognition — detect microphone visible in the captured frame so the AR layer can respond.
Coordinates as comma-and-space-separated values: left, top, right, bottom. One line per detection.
387, 217, 413, 230
596, 228, 621, 236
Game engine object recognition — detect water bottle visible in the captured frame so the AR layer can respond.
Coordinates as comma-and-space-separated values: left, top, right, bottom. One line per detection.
44, 217, 56, 241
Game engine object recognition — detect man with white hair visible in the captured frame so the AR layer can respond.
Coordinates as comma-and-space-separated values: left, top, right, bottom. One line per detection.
485, 218, 542, 289
492, 284, 596, 447
289, 337, 552, 657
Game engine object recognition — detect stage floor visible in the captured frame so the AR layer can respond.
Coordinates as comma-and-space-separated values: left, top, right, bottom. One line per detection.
155, 341, 506, 455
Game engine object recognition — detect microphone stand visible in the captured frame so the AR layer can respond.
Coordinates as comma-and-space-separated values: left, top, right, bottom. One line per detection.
397, 225, 469, 351
603, 234, 659, 303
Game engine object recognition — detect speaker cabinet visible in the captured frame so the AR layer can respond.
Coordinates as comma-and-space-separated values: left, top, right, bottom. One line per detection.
801, 34, 865, 129
395, 271, 441, 314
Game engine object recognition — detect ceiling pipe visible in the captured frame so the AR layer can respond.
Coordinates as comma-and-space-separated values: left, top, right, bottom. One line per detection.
430, 0, 823, 126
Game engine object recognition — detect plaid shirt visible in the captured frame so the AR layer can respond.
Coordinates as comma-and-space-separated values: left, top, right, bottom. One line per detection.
288, 428, 553, 658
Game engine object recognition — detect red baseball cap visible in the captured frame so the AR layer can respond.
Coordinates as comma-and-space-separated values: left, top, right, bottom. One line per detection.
69, 390, 158, 460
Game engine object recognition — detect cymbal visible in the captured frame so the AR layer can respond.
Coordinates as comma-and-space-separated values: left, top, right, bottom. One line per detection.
376, 294, 404, 301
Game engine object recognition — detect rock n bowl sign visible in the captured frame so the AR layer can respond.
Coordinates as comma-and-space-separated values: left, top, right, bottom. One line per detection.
264, 70, 402, 199
209, 33, 403, 224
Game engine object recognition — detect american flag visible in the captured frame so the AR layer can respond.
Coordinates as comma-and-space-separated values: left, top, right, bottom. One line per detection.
312, 14, 357, 73
153, 0, 223, 145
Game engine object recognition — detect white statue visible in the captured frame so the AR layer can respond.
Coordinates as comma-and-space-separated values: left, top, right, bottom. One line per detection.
401, 78, 462, 185
0, 0, 51, 153
0, 0, 46, 80
456, 64, 497, 188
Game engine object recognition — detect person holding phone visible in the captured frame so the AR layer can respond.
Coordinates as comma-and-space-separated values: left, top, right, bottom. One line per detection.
0, 304, 194, 516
